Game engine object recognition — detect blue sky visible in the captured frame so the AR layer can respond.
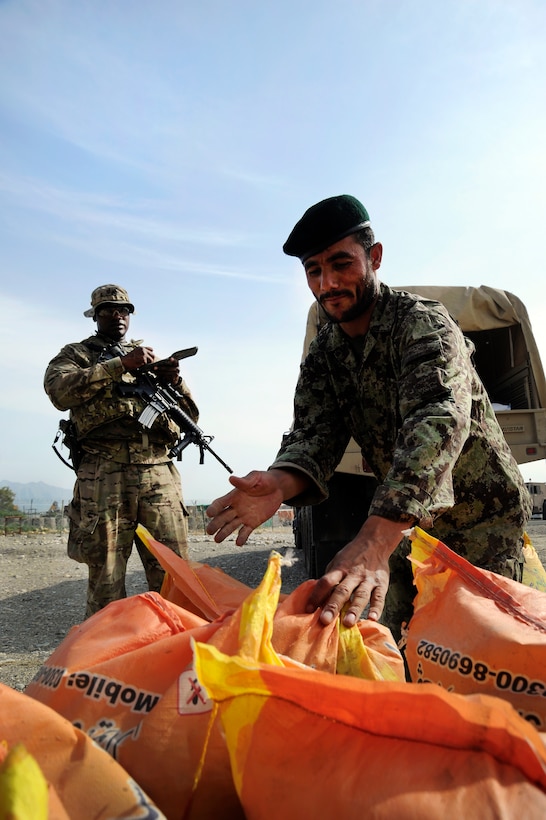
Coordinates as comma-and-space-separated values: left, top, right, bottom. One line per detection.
1, 0, 545, 504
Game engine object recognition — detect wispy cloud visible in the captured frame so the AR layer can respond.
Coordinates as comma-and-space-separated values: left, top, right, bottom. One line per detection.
0, 172, 289, 281
0, 173, 246, 245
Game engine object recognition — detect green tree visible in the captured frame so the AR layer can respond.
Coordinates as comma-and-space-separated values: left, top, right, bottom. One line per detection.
0, 485, 17, 513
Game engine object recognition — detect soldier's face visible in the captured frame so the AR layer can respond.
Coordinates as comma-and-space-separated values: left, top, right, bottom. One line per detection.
304, 236, 382, 325
95, 305, 131, 341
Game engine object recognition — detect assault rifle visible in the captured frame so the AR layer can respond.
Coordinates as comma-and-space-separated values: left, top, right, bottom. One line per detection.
52, 345, 232, 474
120, 346, 233, 474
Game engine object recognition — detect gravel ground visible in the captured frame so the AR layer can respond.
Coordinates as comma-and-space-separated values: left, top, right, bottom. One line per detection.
1, 520, 545, 692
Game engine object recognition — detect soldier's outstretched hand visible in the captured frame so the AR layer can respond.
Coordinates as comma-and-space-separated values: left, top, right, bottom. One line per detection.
206, 468, 310, 547
205, 471, 284, 546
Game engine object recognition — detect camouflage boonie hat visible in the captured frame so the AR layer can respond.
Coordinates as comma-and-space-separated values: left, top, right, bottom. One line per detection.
84, 284, 135, 317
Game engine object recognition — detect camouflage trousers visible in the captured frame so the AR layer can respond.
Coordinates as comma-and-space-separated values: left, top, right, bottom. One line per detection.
66, 455, 189, 618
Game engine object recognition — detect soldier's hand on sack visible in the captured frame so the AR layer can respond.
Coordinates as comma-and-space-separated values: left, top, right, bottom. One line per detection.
305, 515, 407, 627
120, 346, 156, 372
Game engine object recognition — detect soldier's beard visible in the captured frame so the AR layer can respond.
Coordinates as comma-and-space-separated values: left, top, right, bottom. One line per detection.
319, 273, 379, 324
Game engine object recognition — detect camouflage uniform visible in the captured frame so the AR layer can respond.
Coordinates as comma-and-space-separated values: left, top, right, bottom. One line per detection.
272, 284, 532, 638
44, 332, 199, 618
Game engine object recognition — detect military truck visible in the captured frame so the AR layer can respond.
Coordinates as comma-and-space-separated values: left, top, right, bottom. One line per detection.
525, 482, 546, 519
293, 286, 546, 576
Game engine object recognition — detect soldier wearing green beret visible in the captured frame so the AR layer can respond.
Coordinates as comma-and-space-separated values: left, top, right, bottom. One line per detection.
44, 285, 199, 618
206, 196, 532, 642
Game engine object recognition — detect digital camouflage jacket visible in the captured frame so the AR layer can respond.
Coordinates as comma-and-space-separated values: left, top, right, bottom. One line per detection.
272, 284, 531, 563
44, 333, 199, 464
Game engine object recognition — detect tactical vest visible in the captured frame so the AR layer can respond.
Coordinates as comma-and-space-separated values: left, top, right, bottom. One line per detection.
69, 336, 181, 444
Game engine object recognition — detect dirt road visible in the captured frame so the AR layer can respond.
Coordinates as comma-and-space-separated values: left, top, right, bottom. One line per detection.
1, 520, 545, 691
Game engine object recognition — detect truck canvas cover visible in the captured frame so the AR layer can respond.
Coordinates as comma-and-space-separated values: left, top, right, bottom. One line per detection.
396, 285, 546, 408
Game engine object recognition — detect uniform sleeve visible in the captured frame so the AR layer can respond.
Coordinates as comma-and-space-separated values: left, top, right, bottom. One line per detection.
43, 344, 125, 411
369, 306, 472, 525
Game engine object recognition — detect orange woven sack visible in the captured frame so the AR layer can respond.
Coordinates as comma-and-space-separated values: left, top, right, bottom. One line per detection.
272, 579, 405, 679
25, 591, 243, 819
0, 683, 164, 819
193, 640, 546, 818
26, 552, 404, 816
204, 554, 405, 680
139, 524, 405, 679
137, 524, 253, 619
406, 526, 546, 730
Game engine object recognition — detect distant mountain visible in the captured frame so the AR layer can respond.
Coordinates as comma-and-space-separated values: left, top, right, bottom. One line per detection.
0, 480, 73, 513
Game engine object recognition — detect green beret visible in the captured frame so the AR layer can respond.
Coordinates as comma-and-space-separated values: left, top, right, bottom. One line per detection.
283, 195, 371, 261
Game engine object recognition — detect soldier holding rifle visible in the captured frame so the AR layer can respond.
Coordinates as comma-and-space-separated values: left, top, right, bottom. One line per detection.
44, 284, 199, 617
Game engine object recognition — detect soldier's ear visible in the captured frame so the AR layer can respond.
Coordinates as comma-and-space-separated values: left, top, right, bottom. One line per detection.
369, 243, 383, 271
